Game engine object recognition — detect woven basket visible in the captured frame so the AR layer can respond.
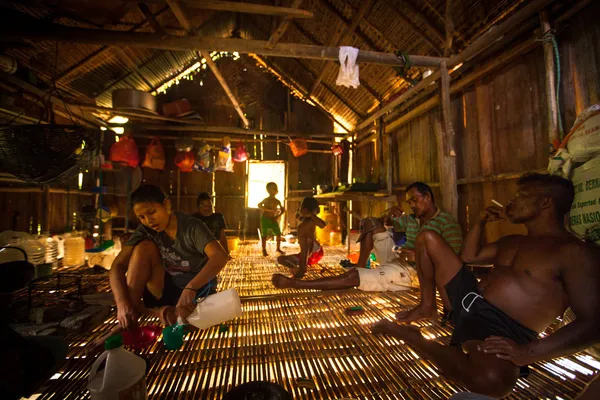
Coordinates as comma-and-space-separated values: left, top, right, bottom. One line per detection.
0, 124, 96, 184
289, 137, 308, 157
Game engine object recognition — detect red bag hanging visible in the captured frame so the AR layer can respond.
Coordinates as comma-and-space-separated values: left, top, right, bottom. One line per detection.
142, 137, 166, 170
233, 141, 248, 162
109, 135, 139, 168
175, 150, 195, 172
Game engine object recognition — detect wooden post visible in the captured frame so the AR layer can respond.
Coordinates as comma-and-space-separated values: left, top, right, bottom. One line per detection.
377, 117, 385, 189
540, 9, 560, 146
386, 126, 393, 196
444, 0, 455, 56
438, 61, 458, 220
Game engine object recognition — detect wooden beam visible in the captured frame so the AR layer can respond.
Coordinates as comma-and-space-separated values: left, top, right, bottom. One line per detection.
308, 0, 373, 96
540, 9, 559, 146
126, 123, 342, 138
166, 0, 249, 128
2, 21, 444, 68
130, 0, 314, 18
448, 0, 556, 67
437, 62, 458, 220
380, 0, 443, 55
72, 102, 204, 125
138, 2, 167, 36
55, 6, 170, 83
267, 0, 303, 49
386, 38, 538, 132
444, 0, 455, 57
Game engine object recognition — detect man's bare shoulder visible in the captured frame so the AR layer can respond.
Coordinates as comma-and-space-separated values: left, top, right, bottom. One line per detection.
557, 238, 600, 263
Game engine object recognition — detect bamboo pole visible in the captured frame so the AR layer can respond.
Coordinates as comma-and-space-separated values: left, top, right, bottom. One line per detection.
2, 22, 444, 68
127, 123, 342, 138
130, 0, 314, 18
539, 9, 560, 146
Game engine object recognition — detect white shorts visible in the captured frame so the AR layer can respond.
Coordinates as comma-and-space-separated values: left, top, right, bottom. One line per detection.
356, 263, 417, 292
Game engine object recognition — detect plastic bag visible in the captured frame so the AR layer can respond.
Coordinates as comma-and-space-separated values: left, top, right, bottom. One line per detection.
175, 151, 195, 172
193, 141, 213, 173
565, 104, 600, 162
215, 136, 234, 172
142, 137, 166, 170
109, 135, 139, 168
335, 46, 360, 89
233, 142, 248, 162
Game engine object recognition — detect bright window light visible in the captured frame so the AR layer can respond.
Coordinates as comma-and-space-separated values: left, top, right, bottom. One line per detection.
108, 116, 129, 124
247, 161, 286, 209
111, 127, 125, 135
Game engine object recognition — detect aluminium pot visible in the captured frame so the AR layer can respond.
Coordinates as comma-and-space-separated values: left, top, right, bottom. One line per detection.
112, 89, 157, 114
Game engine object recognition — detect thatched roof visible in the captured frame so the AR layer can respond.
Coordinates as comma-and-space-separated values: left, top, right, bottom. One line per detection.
0, 0, 563, 130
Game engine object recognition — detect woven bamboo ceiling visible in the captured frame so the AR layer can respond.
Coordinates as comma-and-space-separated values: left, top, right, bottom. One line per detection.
1, 0, 539, 130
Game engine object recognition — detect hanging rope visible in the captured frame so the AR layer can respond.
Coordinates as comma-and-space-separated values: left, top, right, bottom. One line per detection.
537, 29, 565, 140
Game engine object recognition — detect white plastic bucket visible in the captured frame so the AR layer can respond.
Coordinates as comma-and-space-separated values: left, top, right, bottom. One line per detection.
186, 288, 242, 330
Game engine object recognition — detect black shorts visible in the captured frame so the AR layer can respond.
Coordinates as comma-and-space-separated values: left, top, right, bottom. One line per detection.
445, 267, 538, 376
143, 272, 217, 308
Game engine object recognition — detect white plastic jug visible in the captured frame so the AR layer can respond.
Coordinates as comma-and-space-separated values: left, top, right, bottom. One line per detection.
88, 335, 147, 400
186, 288, 243, 330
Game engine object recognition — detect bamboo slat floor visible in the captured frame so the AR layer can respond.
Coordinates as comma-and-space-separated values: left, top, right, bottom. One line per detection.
33, 241, 599, 399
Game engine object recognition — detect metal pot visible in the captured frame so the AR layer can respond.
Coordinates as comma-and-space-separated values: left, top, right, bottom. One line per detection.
112, 89, 157, 114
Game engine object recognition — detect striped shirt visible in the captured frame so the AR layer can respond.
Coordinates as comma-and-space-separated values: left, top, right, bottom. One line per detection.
392, 209, 462, 254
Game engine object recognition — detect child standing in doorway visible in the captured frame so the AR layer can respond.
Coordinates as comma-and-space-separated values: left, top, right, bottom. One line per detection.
258, 182, 285, 256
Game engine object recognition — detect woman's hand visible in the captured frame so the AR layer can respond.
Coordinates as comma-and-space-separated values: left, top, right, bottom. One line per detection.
176, 288, 197, 320
116, 300, 138, 331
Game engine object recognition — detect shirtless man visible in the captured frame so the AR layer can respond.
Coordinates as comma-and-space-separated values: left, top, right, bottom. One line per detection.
372, 173, 600, 398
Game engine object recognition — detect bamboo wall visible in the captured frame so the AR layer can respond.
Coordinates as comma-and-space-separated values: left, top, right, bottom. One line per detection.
353, 3, 600, 241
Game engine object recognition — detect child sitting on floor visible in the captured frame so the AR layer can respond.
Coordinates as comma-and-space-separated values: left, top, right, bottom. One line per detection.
257, 182, 285, 256
277, 197, 326, 278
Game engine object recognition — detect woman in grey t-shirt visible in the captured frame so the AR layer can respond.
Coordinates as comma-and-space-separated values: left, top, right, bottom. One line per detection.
106, 185, 229, 337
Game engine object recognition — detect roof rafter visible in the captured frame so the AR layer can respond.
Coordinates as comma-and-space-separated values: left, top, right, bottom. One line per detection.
267, 0, 304, 48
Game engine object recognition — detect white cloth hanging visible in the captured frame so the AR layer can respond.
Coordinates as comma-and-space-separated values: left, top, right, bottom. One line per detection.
336, 46, 360, 89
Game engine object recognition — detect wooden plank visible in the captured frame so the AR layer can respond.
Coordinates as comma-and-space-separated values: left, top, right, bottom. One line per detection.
125, 123, 342, 138
438, 62, 458, 220
267, 0, 304, 48
2, 22, 444, 67
308, 0, 373, 96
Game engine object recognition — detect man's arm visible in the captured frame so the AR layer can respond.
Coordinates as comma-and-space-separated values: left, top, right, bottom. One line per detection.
524, 242, 600, 362
109, 246, 138, 329
185, 240, 228, 291
460, 206, 507, 264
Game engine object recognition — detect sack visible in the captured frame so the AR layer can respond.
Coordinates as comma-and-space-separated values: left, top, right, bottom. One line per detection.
142, 137, 166, 170
565, 104, 600, 162
175, 151, 195, 172
109, 135, 139, 168
215, 136, 233, 172
569, 156, 600, 245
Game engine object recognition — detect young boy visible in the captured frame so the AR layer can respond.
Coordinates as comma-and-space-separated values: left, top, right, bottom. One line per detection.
257, 182, 285, 256
275, 197, 326, 279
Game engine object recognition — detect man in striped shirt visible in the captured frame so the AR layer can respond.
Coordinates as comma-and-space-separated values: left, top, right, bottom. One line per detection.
272, 182, 462, 293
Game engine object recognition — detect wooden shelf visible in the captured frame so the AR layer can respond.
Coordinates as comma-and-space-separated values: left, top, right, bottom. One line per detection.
314, 191, 396, 202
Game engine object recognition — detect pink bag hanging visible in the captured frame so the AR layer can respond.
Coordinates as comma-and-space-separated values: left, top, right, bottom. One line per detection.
142, 137, 166, 170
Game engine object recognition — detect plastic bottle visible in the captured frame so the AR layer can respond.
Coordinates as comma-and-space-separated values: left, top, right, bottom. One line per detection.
329, 230, 342, 246
316, 205, 338, 245
64, 232, 85, 267
186, 288, 243, 330
88, 335, 147, 400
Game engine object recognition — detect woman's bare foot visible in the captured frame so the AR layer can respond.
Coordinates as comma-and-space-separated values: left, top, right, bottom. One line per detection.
292, 266, 306, 279
272, 273, 295, 288
395, 304, 438, 323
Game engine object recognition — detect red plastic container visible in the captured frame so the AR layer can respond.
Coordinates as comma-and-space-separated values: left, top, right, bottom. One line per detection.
123, 325, 162, 350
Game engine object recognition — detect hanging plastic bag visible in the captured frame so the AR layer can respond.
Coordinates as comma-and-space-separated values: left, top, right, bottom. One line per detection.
175, 151, 195, 172
109, 135, 139, 168
193, 141, 213, 173
289, 137, 308, 157
215, 136, 234, 172
335, 46, 360, 89
142, 137, 166, 170
233, 141, 248, 162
